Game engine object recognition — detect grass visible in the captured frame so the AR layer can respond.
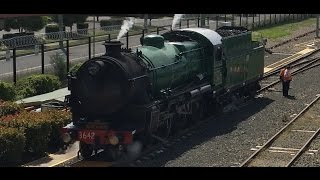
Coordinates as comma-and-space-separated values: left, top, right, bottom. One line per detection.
252, 18, 316, 41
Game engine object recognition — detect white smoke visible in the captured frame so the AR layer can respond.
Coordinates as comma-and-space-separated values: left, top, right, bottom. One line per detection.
126, 141, 143, 160
117, 17, 135, 40
172, 14, 184, 30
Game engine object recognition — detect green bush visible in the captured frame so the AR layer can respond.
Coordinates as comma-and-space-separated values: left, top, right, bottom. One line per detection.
69, 62, 83, 76
46, 110, 71, 148
1, 110, 71, 156
5, 111, 52, 155
0, 126, 25, 165
0, 81, 16, 101
45, 24, 65, 34
3, 18, 19, 32
100, 18, 123, 27
16, 74, 61, 99
50, 52, 67, 81
0, 101, 23, 117
77, 23, 89, 30
77, 23, 89, 35
20, 16, 48, 32
100, 20, 111, 27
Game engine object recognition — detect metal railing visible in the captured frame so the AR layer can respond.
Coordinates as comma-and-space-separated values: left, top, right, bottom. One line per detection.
0, 25, 122, 49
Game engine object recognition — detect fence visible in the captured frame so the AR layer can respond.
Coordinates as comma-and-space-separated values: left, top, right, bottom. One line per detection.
0, 14, 315, 84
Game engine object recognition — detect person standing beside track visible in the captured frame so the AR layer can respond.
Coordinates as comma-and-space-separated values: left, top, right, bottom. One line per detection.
279, 65, 293, 98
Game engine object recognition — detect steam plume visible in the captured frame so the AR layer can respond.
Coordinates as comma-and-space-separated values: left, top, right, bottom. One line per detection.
117, 17, 135, 40
172, 14, 184, 30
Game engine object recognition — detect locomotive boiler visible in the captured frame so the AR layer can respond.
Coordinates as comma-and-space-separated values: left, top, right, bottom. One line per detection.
62, 26, 265, 160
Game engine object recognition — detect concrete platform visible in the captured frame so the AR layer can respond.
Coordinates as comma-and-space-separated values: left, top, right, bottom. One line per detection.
23, 142, 79, 167
16, 87, 70, 105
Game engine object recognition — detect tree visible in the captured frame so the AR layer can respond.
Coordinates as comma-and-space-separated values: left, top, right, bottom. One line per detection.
4, 16, 47, 32
4, 18, 19, 32
51, 15, 88, 31
50, 52, 67, 81
19, 16, 48, 32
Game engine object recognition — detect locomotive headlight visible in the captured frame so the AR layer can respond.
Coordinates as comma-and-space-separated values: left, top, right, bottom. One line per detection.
62, 133, 72, 143
87, 62, 100, 76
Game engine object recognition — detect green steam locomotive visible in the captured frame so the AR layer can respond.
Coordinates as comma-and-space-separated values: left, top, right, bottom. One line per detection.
62, 26, 264, 160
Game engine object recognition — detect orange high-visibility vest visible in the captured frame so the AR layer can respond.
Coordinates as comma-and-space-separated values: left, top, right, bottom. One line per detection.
283, 69, 292, 81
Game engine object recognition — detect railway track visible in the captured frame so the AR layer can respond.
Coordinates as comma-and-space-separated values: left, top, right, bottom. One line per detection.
240, 94, 320, 167
259, 56, 320, 93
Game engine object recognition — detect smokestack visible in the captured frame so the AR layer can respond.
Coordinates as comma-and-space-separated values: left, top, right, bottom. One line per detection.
103, 41, 123, 58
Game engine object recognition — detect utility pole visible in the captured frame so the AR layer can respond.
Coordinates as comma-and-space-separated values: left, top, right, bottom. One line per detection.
316, 14, 319, 38
58, 14, 66, 55
93, 16, 96, 57
144, 14, 148, 33
200, 14, 206, 27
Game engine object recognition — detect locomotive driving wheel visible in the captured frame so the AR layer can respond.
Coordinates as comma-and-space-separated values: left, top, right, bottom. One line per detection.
190, 101, 203, 124
157, 116, 172, 140
147, 115, 173, 144
172, 114, 188, 134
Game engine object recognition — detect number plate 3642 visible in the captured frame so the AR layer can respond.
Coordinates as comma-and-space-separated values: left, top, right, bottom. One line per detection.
79, 131, 95, 140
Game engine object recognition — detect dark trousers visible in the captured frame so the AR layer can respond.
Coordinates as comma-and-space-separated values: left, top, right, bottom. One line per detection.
282, 80, 290, 96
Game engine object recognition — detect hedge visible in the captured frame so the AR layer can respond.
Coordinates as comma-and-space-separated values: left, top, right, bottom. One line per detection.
15, 74, 61, 99
1, 110, 71, 156
0, 126, 25, 165
77, 23, 89, 30
46, 110, 71, 149
100, 18, 124, 27
0, 101, 23, 117
4, 111, 52, 155
45, 24, 65, 34
77, 23, 89, 35
0, 81, 16, 101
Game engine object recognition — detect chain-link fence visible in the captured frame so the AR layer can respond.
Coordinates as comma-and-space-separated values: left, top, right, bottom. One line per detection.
0, 14, 315, 84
